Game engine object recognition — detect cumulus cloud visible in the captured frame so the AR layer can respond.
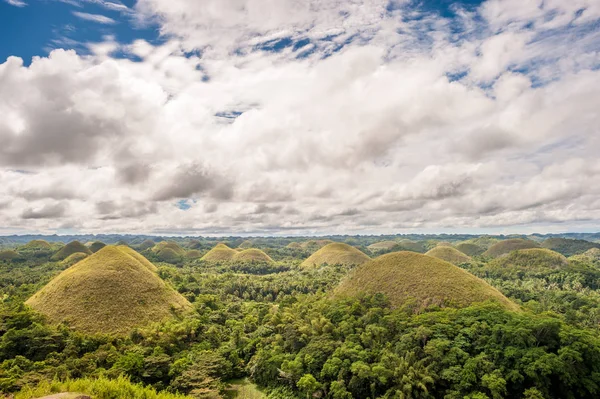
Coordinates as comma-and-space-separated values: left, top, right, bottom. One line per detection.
0, 0, 599, 235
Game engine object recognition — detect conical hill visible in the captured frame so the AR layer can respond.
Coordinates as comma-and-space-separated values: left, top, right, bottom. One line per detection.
301, 243, 370, 268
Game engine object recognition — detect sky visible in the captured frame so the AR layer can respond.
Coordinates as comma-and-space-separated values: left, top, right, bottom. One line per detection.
0, 0, 600, 236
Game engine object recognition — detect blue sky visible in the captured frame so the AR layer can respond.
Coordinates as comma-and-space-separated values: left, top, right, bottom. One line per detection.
1, 0, 600, 236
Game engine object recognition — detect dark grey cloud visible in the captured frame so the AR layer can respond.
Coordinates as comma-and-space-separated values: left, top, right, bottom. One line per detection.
96, 200, 157, 219
117, 163, 152, 185
152, 163, 233, 201
21, 202, 68, 219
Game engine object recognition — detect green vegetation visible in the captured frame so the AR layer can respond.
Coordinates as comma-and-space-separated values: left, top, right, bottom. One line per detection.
185, 250, 203, 259
26, 246, 191, 335
455, 242, 485, 257
0, 250, 19, 261
301, 243, 370, 268
15, 376, 192, 399
1, 234, 600, 398
542, 237, 600, 256
152, 242, 186, 263
21, 240, 52, 250
335, 251, 517, 310
483, 238, 540, 258
425, 246, 471, 264
51, 241, 92, 261
233, 249, 274, 264
201, 244, 237, 262
60, 252, 89, 266
286, 242, 302, 249
88, 241, 107, 253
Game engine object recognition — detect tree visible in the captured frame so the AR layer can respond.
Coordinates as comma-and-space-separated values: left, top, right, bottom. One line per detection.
297, 374, 321, 399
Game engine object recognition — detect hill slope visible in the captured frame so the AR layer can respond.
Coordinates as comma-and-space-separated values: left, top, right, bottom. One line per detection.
483, 239, 540, 258
335, 251, 517, 310
51, 241, 92, 261
301, 243, 370, 268
233, 248, 274, 263
455, 242, 485, 257
26, 246, 191, 335
489, 248, 568, 273
201, 243, 237, 262
541, 238, 600, 257
425, 246, 471, 264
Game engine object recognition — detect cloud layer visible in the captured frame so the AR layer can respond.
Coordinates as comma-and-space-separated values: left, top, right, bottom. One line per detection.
0, 0, 599, 235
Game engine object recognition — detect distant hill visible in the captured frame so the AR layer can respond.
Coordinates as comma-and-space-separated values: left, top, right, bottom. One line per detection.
489, 248, 568, 273
185, 250, 203, 259
152, 241, 186, 263
26, 246, 191, 335
51, 241, 92, 261
301, 243, 370, 268
233, 248, 274, 263
425, 246, 471, 265
455, 242, 485, 257
0, 250, 18, 261
201, 243, 237, 262
238, 240, 253, 249
541, 238, 600, 257
483, 239, 540, 258
335, 251, 517, 311
367, 241, 398, 251
21, 240, 52, 250
88, 241, 106, 253
61, 252, 89, 266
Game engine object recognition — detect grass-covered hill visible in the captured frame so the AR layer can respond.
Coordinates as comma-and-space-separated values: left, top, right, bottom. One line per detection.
60, 252, 89, 266
152, 241, 186, 263
26, 246, 191, 335
367, 241, 398, 251
425, 246, 471, 264
238, 240, 253, 249
541, 237, 600, 257
488, 248, 568, 274
232, 248, 274, 263
88, 241, 106, 253
301, 243, 370, 268
51, 241, 92, 261
21, 240, 52, 250
455, 242, 485, 257
201, 243, 237, 262
0, 249, 19, 261
185, 249, 203, 259
286, 242, 302, 249
335, 251, 517, 310
483, 238, 540, 258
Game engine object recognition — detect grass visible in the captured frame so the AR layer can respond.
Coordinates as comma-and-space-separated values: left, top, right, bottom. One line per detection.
233, 249, 274, 263
26, 246, 191, 335
21, 240, 52, 250
155, 247, 183, 263
301, 239, 333, 249
60, 252, 89, 266
185, 249, 203, 259
201, 244, 237, 262
52, 241, 92, 261
286, 242, 302, 249
335, 251, 518, 311
367, 241, 398, 251
152, 241, 186, 256
117, 245, 158, 272
15, 376, 192, 399
455, 242, 485, 257
483, 238, 540, 258
88, 241, 106, 253
238, 240, 254, 249
138, 239, 156, 251
425, 246, 471, 265
541, 237, 600, 257
0, 249, 18, 261
224, 378, 266, 399
301, 243, 370, 268
489, 248, 568, 272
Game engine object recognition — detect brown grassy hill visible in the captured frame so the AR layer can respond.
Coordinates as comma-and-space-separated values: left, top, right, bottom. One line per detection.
301, 243, 370, 268
61, 252, 89, 266
463, 236, 500, 249
334, 251, 517, 311
201, 243, 237, 262
489, 248, 568, 273
233, 249, 274, 263
21, 240, 52, 250
26, 246, 191, 335
367, 241, 398, 251
455, 242, 485, 257
185, 250, 203, 259
52, 241, 92, 261
0, 250, 19, 261
541, 238, 600, 257
117, 245, 158, 272
425, 246, 471, 265
88, 241, 106, 253
483, 239, 540, 258
152, 241, 186, 256
286, 242, 303, 249
238, 240, 253, 249
138, 239, 156, 251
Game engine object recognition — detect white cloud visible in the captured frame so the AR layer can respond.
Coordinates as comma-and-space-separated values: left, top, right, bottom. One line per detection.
72, 11, 117, 24
4, 0, 26, 6
0, 0, 599, 234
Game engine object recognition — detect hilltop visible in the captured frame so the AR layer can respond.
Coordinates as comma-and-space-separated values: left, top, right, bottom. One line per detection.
489, 248, 568, 273
201, 243, 237, 262
88, 241, 106, 253
367, 241, 398, 251
483, 238, 540, 258
301, 243, 370, 268
26, 246, 191, 335
238, 240, 253, 249
152, 241, 186, 263
425, 246, 471, 265
233, 248, 274, 263
51, 241, 92, 261
455, 242, 485, 257
335, 251, 517, 311
541, 237, 600, 257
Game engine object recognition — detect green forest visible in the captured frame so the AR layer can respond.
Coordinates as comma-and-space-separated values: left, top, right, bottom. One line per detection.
1, 235, 600, 399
